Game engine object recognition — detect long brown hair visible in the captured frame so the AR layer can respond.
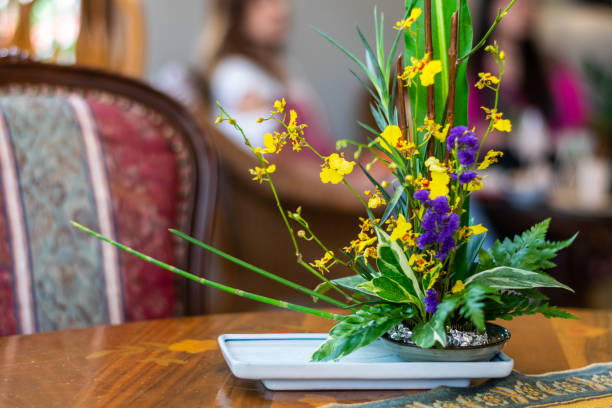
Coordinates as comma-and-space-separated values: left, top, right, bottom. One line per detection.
195, 0, 284, 82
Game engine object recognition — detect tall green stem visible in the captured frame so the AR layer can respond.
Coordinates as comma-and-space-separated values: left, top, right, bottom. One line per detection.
72, 222, 342, 321
458, 0, 518, 63
170, 229, 351, 308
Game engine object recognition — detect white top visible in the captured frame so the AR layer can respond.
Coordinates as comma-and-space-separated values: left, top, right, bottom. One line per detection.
210, 55, 332, 153
210, 56, 284, 150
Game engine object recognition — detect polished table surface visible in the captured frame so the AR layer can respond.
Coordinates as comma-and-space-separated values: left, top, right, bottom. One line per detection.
0, 308, 611, 407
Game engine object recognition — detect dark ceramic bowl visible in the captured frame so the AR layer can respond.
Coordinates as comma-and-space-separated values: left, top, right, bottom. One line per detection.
381, 323, 511, 362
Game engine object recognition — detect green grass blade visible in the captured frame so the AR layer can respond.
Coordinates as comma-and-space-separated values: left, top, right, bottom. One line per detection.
314, 27, 380, 94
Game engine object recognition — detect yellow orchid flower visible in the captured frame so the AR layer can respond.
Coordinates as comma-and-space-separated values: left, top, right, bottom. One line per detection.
452, 280, 465, 293
424, 157, 450, 199
430, 171, 450, 199
309, 251, 335, 274
419, 118, 450, 143
380, 125, 402, 151
365, 189, 386, 209
421, 59, 442, 87
400, 53, 442, 87
363, 247, 377, 263
249, 164, 276, 183
475, 72, 500, 90
320, 153, 355, 184
468, 224, 488, 235
394, 8, 422, 33
390, 214, 412, 242
273, 98, 286, 113
478, 150, 504, 170
408, 253, 433, 273
482, 107, 512, 133
467, 175, 486, 192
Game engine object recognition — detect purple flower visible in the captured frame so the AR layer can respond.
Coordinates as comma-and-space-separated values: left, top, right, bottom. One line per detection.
458, 148, 477, 167
447, 126, 467, 150
416, 196, 459, 260
458, 133, 478, 149
438, 235, 457, 260
417, 230, 437, 249
431, 196, 450, 214
424, 289, 440, 314
448, 126, 479, 168
459, 171, 478, 185
414, 189, 430, 204
421, 211, 439, 232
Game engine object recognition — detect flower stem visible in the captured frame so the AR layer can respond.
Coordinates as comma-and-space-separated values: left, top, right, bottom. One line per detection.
458, 0, 518, 63
72, 222, 342, 321
170, 229, 350, 308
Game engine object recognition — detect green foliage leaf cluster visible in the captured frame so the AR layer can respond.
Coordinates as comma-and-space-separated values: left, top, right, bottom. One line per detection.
311, 304, 416, 361
477, 219, 577, 274
484, 289, 577, 321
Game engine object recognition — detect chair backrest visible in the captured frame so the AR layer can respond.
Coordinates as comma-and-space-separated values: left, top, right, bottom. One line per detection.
0, 49, 217, 335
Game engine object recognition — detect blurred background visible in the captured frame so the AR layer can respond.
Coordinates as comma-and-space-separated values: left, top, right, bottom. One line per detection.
2, 0, 610, 311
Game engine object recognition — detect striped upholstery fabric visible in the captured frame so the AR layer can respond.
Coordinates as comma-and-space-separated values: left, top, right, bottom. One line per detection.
0, 90, 195, 335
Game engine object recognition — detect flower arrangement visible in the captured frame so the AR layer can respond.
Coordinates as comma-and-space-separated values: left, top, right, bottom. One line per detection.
74, 0, 577, 362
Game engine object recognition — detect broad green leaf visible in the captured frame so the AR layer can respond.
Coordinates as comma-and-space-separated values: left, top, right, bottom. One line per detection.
375, 228, 424, 303
311, 304, 414, 361
333, 274, 376, 297
465, 266, 574, 292
359, 276, 420, 304
454, 0, 473, 127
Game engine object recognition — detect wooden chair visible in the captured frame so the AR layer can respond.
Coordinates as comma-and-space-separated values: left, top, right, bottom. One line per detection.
0, 49, 217, 335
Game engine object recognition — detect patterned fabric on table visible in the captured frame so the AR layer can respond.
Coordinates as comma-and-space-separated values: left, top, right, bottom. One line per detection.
0, 91, 194, 335
325, 363, 612, 408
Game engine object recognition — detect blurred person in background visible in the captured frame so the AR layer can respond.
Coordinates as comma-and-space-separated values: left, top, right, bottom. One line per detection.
194, 0, 335, 156
470, 0, 595, 206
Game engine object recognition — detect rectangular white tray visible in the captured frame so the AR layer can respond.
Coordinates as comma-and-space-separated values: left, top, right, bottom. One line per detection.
218, 333, 514, 390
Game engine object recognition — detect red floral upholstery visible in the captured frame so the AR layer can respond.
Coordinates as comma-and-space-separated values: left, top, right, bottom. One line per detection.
0, 74, 216, 335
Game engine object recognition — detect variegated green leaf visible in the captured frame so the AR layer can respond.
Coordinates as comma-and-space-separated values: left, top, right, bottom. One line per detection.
375, 228, 424, 303
359, 277, 420, 305
464, 266, 574, 292
311, 304, 415, 361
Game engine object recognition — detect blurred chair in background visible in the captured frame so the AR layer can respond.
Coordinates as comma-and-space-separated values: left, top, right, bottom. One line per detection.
0, 0, 145, 77
0, 50, 216, 335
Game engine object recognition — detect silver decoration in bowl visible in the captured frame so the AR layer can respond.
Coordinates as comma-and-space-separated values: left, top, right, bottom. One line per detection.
382, 323, 510, 362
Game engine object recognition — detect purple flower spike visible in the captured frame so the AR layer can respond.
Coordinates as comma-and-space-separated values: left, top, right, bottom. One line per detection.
458, 148, 477, 167
459, 171, 478, 185
447, 126, 467, 150
424, 289, 440, 314
414, 189, 430, 204
431, 196, 450, 214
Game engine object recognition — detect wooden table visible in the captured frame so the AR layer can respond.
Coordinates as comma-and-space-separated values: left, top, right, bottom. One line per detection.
0, 309, 610, 407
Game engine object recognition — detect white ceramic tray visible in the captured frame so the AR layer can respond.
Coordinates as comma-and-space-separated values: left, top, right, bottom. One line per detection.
218, 333, 514, 390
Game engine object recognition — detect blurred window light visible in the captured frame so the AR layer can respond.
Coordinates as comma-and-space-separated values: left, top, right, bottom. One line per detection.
0, 0, 19, 47
30, 0, 80, 63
